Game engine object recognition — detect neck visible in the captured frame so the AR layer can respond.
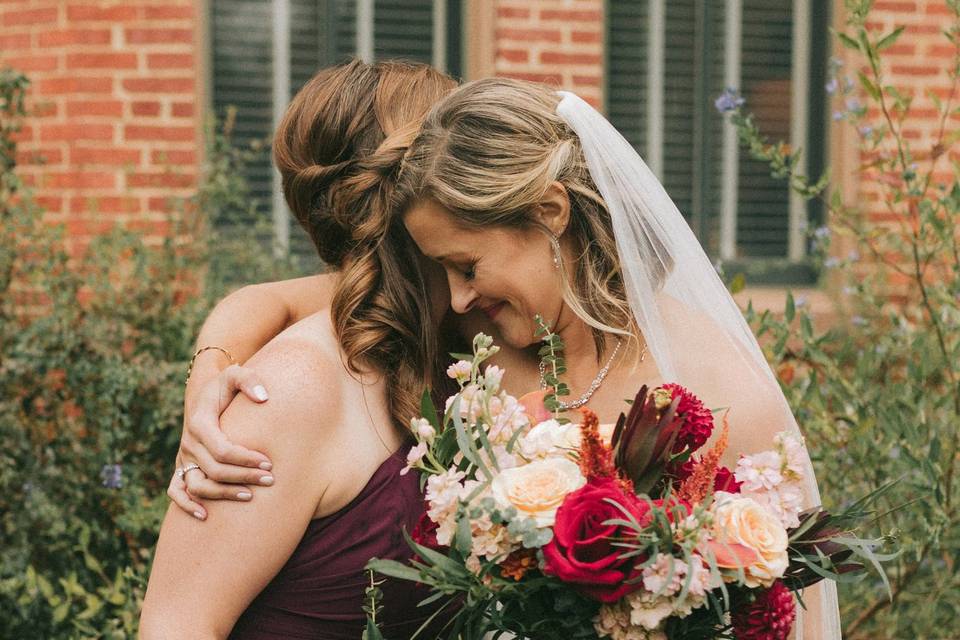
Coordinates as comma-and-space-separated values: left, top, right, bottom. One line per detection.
551, 306, 616, 389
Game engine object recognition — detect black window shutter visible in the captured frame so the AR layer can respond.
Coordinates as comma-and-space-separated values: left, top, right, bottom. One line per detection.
606, 0, 648, 155
737, 0, 793, 259
374, 0, 434, 63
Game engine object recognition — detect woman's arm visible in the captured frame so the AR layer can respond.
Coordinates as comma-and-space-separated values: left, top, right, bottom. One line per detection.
142, 336, 342, 638
169, 274, 337, 518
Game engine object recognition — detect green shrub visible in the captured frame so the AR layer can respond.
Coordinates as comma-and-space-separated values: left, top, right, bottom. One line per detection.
0, 69, 310, 638
726, 3, 960, 637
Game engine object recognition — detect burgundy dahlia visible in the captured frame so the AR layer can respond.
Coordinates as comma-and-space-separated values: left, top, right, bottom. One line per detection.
661, 383, 715, 454
732, 580, 796, 640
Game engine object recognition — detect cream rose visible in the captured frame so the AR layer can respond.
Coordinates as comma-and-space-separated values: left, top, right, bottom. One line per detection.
711, 493, 789, 587
518, 419, 581, 460
490, 457, 586, 527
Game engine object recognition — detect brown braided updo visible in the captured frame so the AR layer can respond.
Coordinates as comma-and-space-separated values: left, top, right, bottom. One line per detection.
273, 59, 457, 427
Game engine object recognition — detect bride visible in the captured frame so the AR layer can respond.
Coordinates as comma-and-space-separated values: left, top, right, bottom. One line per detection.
170, 77, 840, 638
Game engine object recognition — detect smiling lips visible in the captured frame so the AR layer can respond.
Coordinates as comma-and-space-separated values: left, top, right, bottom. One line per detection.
481, 301, 506, 320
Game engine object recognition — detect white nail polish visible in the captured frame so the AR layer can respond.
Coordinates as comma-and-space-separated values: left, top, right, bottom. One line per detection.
252, 385, 268, 401
259, 461, 273, 471
259, 475, 274, 486
237, 491, 252, 500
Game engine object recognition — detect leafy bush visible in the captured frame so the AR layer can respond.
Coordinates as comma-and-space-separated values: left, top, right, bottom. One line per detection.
726, 2, 960, 637
0, 69, 309, 637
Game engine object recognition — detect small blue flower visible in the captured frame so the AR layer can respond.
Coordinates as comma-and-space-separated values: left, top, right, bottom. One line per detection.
714, 88, 745, 113
843, 286, 857, 295
845, 97, 862, 112
795, 295, 808, 308
858, 125, 873, 137
847, 250, 860, 262
830, 56, 844, 68
813, 225, 831, 240
825, 78, 838, 95
852, 315, 868, 326
832, 111, 845, 121
844, 77, 855, 92
824, 257, 841, 269
101, 463, 123, 489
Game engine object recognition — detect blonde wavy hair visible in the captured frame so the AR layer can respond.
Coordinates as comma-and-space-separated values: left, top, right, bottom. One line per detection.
396, 78, 646, 358
273, 59, 457, 426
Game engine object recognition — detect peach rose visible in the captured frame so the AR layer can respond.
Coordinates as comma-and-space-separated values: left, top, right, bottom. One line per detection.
490, 458, 586, 527
710, 493, 789, 587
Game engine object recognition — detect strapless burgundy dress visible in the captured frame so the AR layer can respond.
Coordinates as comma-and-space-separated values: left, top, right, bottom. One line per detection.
229, 445, 440, 639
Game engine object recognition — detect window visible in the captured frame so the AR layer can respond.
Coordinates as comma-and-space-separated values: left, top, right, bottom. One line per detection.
606, 0, 829, 284
209, 0, 462, 259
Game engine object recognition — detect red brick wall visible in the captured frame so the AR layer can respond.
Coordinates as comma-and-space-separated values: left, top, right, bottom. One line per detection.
1, 0, 200, 247
831, 0, 958, 292
491, 0, 604, 108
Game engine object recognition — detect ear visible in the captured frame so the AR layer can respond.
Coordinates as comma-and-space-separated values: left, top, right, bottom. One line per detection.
535, 181, 571, 237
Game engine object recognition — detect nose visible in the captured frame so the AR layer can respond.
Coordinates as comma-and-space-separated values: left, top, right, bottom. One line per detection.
448, 275, 479, 314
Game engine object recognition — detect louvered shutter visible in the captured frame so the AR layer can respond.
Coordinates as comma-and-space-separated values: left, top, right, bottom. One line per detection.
375, 0, 433, 62
736, 0, 793, 259
211, 0, 274, 226
606, 1, 648, 156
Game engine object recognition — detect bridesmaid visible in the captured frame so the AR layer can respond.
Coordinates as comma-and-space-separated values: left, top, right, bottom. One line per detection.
139, 60, 457, 639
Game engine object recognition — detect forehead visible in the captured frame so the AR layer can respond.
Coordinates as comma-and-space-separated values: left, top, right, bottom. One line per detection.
403, 199, 478, 257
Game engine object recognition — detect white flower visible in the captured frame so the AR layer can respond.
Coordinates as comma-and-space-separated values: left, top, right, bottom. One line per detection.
743, 482, 805, 529
627, 591, 674, 630
596, 599, 668, 640
411, 417, 436, 443
642, 554, 686, 596
711, 493, 789, 588
425, 468, 466, 545
735, 450, 784, 493
483, 365, 505, 391
401, 442, 428, 475
490, 457, 586, 527
486, 392, 530, 445
774, 431, 808, 480
518, 419, 581, 460
446, 360, 472, 382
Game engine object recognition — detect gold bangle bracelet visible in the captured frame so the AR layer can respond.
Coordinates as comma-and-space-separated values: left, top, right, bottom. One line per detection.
185, 345, 237, 385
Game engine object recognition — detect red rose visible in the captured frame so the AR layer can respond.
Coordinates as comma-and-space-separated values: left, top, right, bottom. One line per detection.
714, 465, 742, 493
542, 477, 652, 602
411, 503, 445, 563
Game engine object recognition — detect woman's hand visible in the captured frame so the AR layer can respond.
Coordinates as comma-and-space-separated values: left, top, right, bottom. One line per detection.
168, 365, 276, 520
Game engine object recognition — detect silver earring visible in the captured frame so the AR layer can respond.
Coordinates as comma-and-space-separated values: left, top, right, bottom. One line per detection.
551, 234, 562, 270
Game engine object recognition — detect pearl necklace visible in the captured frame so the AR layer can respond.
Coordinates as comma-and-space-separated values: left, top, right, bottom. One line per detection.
538, 338, 642, 411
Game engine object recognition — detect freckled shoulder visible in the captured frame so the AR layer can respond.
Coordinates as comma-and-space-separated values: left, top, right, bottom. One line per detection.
220, 310, 349, 455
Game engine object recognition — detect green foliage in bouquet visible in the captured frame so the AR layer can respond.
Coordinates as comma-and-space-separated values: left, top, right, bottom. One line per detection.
0, 69, 309, 637
722, 2, 960, 637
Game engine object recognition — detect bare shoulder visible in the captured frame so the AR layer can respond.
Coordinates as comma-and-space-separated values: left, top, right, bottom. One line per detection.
220, 310, 347, 456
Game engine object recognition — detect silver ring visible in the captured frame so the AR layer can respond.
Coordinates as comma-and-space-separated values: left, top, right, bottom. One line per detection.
174, 466, 186, 481
181, 462, 204, 479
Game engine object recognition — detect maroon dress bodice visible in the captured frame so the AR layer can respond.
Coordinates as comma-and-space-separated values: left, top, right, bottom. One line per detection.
229, 445, 438, 639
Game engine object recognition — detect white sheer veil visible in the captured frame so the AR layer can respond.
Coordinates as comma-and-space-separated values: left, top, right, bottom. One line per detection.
555, 90, 841, 639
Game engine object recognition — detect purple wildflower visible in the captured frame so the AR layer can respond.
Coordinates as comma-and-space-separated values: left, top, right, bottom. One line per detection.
714, 88, 745, 113
813, 225, 831, 240
101, 463, 123, 489
825, 78, 838, 95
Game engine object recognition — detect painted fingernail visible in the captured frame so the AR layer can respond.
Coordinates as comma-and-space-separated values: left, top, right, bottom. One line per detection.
259, 461, 273, 471
259, 475, 274, 486
193, 511, 205, 520
252, 385, 268, 401
237, 491, 252, 500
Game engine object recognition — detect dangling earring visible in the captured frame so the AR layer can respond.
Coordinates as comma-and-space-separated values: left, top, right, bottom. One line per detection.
551, 234, 562, 270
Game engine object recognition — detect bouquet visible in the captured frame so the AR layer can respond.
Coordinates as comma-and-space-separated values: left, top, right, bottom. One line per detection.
367, 325, 895, 640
